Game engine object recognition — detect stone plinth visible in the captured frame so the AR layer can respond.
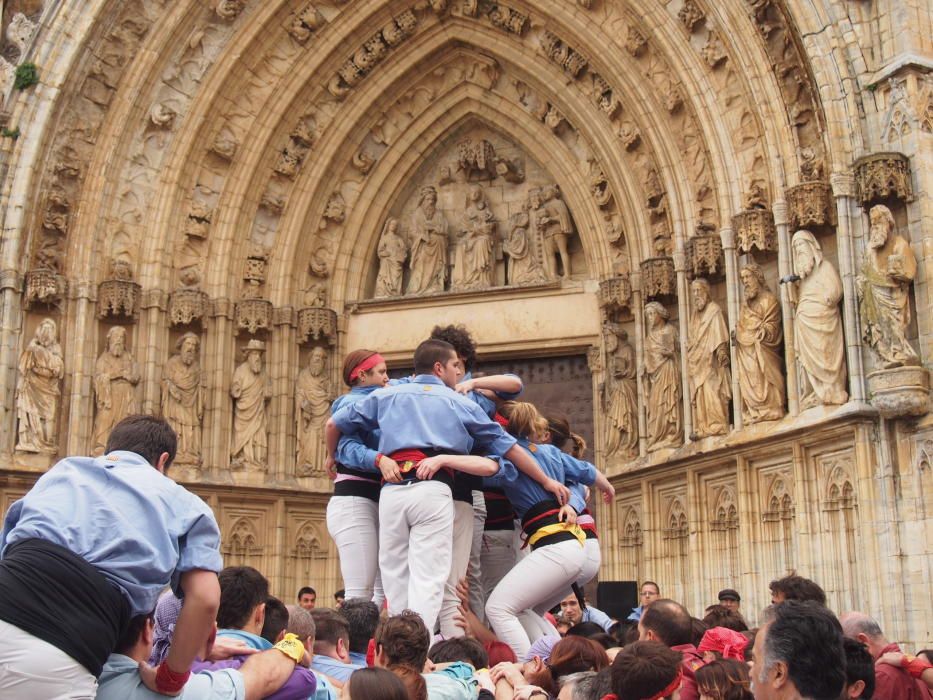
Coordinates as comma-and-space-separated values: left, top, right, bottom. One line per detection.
867, 366, 930, 418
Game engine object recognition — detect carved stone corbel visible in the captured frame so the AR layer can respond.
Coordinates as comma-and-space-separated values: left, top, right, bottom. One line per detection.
24, 269, 68, 308
169, 288, 210, 327
854, 152, 913, 205
786, 181, 834, 229
640, 257, 676, 298
598, 275, 633, 312
732, 209, 777, 254
684, 234, 724, 279
98, 260, 141, 320
297, 307, 338, 345
235, 298, 273, 335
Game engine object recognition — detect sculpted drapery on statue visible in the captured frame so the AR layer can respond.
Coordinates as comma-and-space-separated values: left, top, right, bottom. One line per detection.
790, 230, 848, 408
93, 326, 140, 454
735, 263, 785, 423
16, 319, 64, 453
603, 321, 638, 457
375, 218, 408, 298
406, 186, 449, 295
503, 209, 547, 286
296, 346, 333, 477
532, 185, 574, 279
686, 279, 732, 438
231, 339, 272, 471
643, 301, 683, 450
452, 184, 497, 291
857, 205, 919, 368
161, 332, 204, 465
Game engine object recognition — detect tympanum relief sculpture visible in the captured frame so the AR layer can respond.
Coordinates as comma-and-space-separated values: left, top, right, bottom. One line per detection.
452, 185, 497, 291
231, 340, 272, 471
93, 326, 141, 454
296, 347, 333, 477
503, 209, 548, 285
407, 186, 449, 295
602, 321, 638, 457
16, 319, 64, 454
643, 301, 683, 450
687, 279, 731, 438
734, 263, 785, 423
789, 230, 848, 408
161, 332, 204, 466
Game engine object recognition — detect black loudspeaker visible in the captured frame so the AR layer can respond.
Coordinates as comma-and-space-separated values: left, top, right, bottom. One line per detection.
596, 581, 638, 621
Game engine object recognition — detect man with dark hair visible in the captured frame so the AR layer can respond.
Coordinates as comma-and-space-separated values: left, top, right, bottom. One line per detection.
217, 567, 269, 643
310, 608, 361, 682
297, 586, 316, 610
609, 640, 684, 700
768, 573, 826, 606
702, 604, 748, 632
638, 599, 703, 700
261, 597, 290, 644
0, 414, 222, 697
750, 600, 846, 700
560, 592, 614, 632
842, 638, 875, 699
429, 637, 489, 670
840, 611, 929, 700
333, 589, 345, 608
339, 598, 380, 666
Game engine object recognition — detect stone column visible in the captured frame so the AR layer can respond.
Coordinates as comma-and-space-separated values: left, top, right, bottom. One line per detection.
773, 201, 800, 415
270, 306, 297, 482
720, 226, 743, 431
673, 249, 692, 442
65, 281, 97, 455
0, 270, 24, 453
630, 274, 648, 457
831, 173, 867, 403
205, 298, 236, 480
138, 289, 169, 415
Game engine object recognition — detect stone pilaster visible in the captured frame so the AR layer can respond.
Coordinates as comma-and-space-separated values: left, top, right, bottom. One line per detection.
720, 226, 742, 431
773, 200, 800, 415
673, 249, 692, 442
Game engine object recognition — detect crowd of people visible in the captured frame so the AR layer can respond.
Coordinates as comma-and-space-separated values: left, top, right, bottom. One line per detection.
0, 324, 931, 699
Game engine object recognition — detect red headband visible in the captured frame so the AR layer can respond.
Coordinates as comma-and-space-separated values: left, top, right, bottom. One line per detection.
349, 353, 385, 382
494, 412, 510, 427
600, 669, 683, 700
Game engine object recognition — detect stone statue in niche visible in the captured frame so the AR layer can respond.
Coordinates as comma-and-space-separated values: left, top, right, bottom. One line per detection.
790, 230, 848, 407
375, 218, 408, 298
532, 185, 574, 279
503, 209, 547, 286
296, 346, 333, 477
686, 279, 732, 438
231, 340, 272, 471
603, 321, 638, 457
643, 301, 683, 450
15, 319, 64, 453
161, 332, 204, 465
857, 205, 919, 368
92, 326, 140, 454
734, 262, 785, 423
406, 186, 449, 295
452, 184, 497, 291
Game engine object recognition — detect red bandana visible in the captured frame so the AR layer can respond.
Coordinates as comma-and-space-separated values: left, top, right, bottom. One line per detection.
350, 353, 385, 382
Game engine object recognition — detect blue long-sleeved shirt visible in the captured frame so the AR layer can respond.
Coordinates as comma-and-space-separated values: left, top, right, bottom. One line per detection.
332, 385, 381, 470
569, 482, 589, 514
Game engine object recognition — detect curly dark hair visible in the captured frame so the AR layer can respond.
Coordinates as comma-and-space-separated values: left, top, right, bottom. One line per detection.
768, 573, 826, 606
430, 324, 477, 371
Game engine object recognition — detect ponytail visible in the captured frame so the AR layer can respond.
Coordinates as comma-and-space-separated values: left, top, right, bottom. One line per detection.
546, 415, 586, 458
569, 432, 587, 459
499, 401, 548, 441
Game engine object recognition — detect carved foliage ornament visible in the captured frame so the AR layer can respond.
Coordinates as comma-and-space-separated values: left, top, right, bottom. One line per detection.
854, 152, 913, 205
298, 307, 338, 345
539, 31, 588, 78
640, 257, 676, 298
328, 11, 417, 99
487, 4, 528, 35
288, 3, 326, 43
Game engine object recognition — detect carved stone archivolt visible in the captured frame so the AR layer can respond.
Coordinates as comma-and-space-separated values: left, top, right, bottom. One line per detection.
854, 152, 914, 205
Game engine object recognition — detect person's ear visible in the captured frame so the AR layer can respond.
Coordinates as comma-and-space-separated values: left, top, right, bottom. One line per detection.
143, 618, 155, 647
847, 680, 866, 699
771, 660, 790, 689
337, 637, 348, 659
254, 602, 266, 628
276, 629, 286, 644
156, 452, 171, 473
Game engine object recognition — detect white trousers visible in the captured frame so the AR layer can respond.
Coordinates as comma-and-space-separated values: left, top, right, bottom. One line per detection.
439, 500, 476, 638
466, 491, 487, 622
326, 495, 384, 605
575, 537, 602, 587
379, 481, 454, 633
0, 619, 98, 699
485, 539, 586, 660
480, 529, 517, 600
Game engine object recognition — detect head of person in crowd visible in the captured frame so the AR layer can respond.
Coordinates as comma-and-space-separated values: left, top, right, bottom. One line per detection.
333, 589, 346, 608
639, 599, 693, 648
717, 589, 741, 613
545, 415, 587, 459
339, 598, 381, 657
556, 617, 572, 636
750, 600, 845, 700
297, 586, 316, 610
838, 611, 892, 660
525, 635, 560, 665
499, 400, 549, 442
260, 596, 289, 644
703, 605, 748, 632
429, 637, 488, 669
610, 640, 684, 700
105, 414, 177, 472
485, 640, 517, 666
697, 626, 750, 663
430, 324, 478, 373
413, 338, 462, 388
311, 608, 352, 663
218, 566, 269, 633
695, 658, 753, 700
566, 621, 610, 640
343, 666, 410, 700
374, 611, 430, 672
560, 592, 590, 627
285, 604, 316, 651
692, 617, 710, 647
559, 668, 612, 700
390, 663, 428, 700
841, 638, 875, 700
549, 636, 610, 679
641, 581, 661, 609
341, 350, 389, 389
115, 613, 169, 663
768, 573, 826, 606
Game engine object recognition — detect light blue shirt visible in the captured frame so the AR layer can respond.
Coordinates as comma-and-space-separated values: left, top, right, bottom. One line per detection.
311, 654, 361, 682
569, 482, 588, 514
424, 661, 477, 700
331, 375, 517, 459
627, 605, 643, 622
216, 629, 271, 650
582, 605, 614, 632
347, 651, 368, 667
485, 439, 596, 518
1, 451, 223, 615
98, 654, 244, 700
333, 385, 381, 470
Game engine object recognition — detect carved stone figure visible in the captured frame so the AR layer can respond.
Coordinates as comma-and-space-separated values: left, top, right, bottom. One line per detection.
532, 185, 574, 279
503, 210, 547, 286
643, 302, 682, 449
296, 347, 333, 477
93, 326, 140, 454
791, 230, 848, 407
231, 340, 272, 471
161, 333, 204, 465
603, 322, 638, 457
735, 263, 785, 423
374, 218, 408, 297
857, 205, 919, 368
686, 279, 732, 438
452, 185, 496, 291
15, 319, 64, 453
406, 186, 449, 294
